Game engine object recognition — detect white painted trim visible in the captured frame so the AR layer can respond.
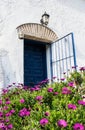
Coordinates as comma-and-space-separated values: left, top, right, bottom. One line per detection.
46, 45, 51, 82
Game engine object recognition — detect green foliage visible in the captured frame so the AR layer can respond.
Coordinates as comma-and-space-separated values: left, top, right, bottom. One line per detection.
0, 70, 85, 130
69, 71, 83, 86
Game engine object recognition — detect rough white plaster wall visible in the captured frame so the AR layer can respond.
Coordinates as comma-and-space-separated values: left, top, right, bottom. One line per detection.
0, 0, 85, 87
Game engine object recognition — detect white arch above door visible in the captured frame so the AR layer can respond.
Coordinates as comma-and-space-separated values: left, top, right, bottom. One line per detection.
16, 23, 58, 43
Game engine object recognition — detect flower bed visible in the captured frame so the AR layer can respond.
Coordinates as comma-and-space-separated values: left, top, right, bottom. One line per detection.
0, 70, 85, 130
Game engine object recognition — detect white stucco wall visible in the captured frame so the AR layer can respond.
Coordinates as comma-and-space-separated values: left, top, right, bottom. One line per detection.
0, 0, 85, 87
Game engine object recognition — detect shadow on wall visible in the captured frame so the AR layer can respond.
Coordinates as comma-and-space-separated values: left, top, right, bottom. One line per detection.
0, 49, 16, 89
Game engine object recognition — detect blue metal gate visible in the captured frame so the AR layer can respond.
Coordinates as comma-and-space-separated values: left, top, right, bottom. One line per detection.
50, 33, 77, 80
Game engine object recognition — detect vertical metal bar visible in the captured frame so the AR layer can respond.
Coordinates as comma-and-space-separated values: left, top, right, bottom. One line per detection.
61, 39, 64, 75
55, 42, 58, 78
58, 41, 61, 79
68, 35, 72, 71
64, 37, 68, 75
50, 44, 53, 79
71, 33, 77, 68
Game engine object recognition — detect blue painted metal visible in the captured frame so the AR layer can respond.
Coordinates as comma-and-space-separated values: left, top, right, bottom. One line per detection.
71, 33, 77, 68
50, 32, 77, 80
50, 44, 53, 79
24, 39, 47, 86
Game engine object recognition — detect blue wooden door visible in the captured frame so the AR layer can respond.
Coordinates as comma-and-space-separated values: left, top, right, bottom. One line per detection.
24, 39, 47, 86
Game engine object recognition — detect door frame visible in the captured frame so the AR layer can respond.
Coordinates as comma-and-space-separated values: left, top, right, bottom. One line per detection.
23, 39, 51, 85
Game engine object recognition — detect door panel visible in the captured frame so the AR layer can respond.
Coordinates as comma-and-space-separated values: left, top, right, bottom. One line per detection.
24, 39, 47, 86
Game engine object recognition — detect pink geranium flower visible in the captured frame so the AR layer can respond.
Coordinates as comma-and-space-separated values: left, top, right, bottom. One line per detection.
47, 87, 53, 92
40, 118, 48, 126
5, 118, 10, 122
30, 88, 36, 92
73, 123, 85, 130
62, 87, 68, 91
45, 112, 50, 116
6, 100, 11, 105
57, 119, 68, 128
35, 96, 43, 101
0, 123, 5, 129
80, 67, 85, 71
53, 92, 58, 95
3, 106, 8, 110
78, 100, 85, 106
35, 87, 40, 91
68, 82, 74, 87
5, 112, 12, 117
2, 89, 9, 94
60, 78, 65, 81
10, 109, 15, 114
0, 112, 3, 117
62, 87, 72, 94
7, 124, 13, 129
20, 99, 25, 103
19, 108, 30, 117
68, 104, 77, 110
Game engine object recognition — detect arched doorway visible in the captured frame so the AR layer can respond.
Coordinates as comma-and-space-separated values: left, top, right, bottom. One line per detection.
16, 23, 58, 86
17, 23, 76, 85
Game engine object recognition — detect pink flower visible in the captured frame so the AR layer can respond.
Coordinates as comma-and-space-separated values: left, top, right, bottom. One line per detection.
80, 67, 85, 71
73, 123, 85, 130
62, 87, 72, 94
35, 87, 40, 91
47, 88, 53, 92
25, 111, 30, 116
35, 96, 43, 101
3, 106, 8, 110
10, 109, 15, 114
0, 112, 3, 117
7, 124, 13, 129
19, 111, 25, 117
0, 123, 5, 129
40, 118, 48, 126
72, 66, 77, 69
30, 88, 35, 92
2, 89, 9, 94
5, 118, 10, 122
62, 87, 68, 91
19, 108, 30, 117
53, 92, 58, 95
68, 82, 74, 87
20, 99, 25, 103
5, 112, 12, 117
78, 100, 85, 106
57, 119, 68, 128
68, 104, 77, 110
60, 78, 65, 81
6, 100, 11, 105
45, 112, 50, 116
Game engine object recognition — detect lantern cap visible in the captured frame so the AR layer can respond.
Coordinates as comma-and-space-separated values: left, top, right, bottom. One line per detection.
42, 12, 50, 17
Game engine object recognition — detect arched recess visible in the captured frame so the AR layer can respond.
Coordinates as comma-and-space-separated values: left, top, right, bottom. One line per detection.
16, 23, 58, 86
16, 23, 58, 43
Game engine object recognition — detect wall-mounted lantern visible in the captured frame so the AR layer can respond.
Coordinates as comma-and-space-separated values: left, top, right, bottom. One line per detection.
40, 12, 50, 26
